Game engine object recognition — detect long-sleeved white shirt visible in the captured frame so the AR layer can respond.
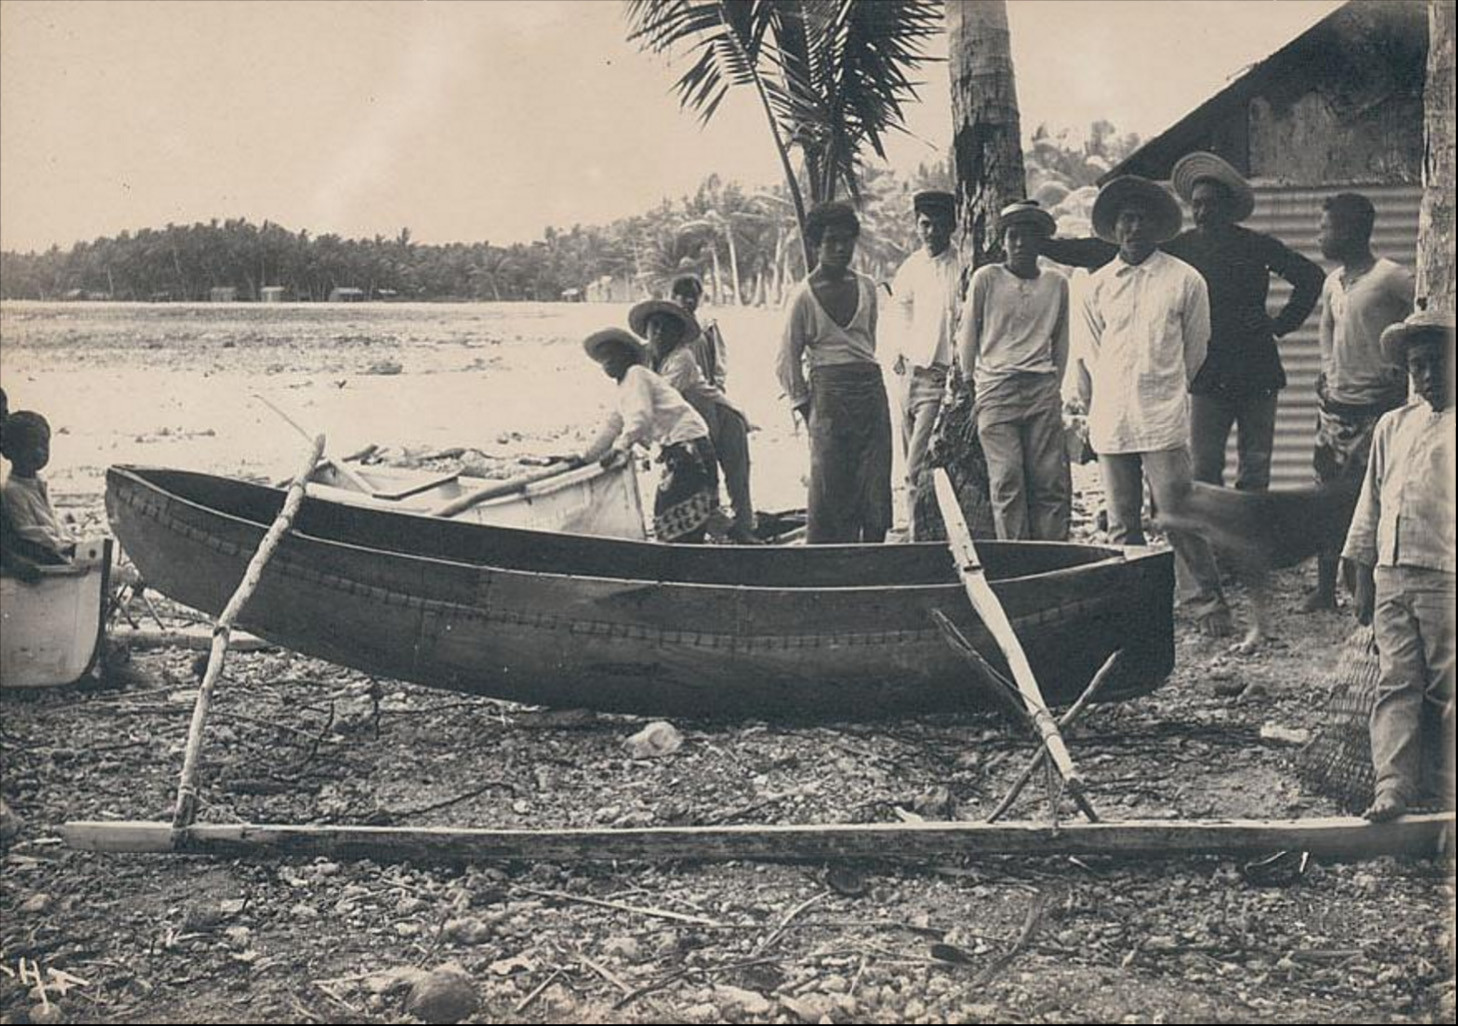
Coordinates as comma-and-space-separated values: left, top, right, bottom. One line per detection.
1342, 401, 1455, 573
1073, 250, 1210, 454
960, 263, 1069, 400
586, 364, 709, 459
890, 247, 961, 369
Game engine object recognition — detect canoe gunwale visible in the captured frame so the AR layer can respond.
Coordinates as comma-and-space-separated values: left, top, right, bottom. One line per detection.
109, 465, 1152, 594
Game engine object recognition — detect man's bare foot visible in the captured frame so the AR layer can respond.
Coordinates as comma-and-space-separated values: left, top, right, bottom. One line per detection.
1230, 625, 1265, 656
1300, 590, 1337, 613
1362, 791, 1409, 822
1198, 608, 1235, 638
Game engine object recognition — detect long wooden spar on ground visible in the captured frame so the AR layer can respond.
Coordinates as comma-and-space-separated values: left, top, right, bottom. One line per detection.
61, 814, 1456, 863
932, 468, 1097, 821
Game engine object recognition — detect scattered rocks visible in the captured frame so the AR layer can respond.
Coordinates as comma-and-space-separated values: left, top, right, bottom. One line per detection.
624, 721, 684, 758
405, 964, 479, 1024
712, 983, 772, 1016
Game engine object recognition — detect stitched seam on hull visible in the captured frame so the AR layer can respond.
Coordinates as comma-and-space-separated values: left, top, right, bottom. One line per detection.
121, 483, 1130, 649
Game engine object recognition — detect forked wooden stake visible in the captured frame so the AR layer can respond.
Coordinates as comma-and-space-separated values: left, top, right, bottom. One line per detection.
171, 434, 325, 828
986, 649, 1124, 822
932, 468, 1097, 821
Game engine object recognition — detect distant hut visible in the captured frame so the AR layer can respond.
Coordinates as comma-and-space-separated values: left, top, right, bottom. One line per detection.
328, 287, 366, 302
1096, 0, 1427, 490
259, 286, 287, 303
209, 286, 238, 303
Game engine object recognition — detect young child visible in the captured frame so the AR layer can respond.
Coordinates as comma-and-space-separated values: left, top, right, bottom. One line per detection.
577, 328, 718, 544
632, 299, 759, 544
1340, 310, 1455, 822
1, 409, 75, 574
959, 199, 1071, 541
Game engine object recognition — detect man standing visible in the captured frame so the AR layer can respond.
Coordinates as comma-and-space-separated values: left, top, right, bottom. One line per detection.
670, 274, 728, 390
960, 200, 1071, 540
1166, 152, 1324, 492
890, 190, 961, 539
1341, 312, 1454, 821
1308, 192, 1415, 611
777, 201, 892, 544
1074, 176, 1233, 636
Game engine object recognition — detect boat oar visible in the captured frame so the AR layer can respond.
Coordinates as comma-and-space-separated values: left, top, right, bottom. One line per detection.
252, 393, 375, 496
932, 468, 1098, 823
171, 434, 325, 829
429, 456, 612, 518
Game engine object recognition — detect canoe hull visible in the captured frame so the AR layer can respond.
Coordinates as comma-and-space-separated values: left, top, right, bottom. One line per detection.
107, 466, 1174, 719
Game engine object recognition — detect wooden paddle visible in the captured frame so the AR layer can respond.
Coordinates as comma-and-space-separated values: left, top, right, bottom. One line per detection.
428, 458, 596, 518
253, 393, 375, 496
932, 468, 1097, 821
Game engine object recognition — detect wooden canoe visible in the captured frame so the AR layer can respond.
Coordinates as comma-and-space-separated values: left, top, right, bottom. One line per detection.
306, 458, 648, 539
0, 537, 112, 688
105, 465, 1175, 719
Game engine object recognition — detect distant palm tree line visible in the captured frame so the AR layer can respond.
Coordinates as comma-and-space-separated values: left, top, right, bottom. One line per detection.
0, 124, 1133, 305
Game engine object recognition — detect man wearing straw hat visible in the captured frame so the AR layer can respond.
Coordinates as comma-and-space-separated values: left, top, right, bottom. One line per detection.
1165, 152, 1325, 496
631, 298, 760, 544
1073, 175, 1233, 636
576, 327, 718, 544
1045, 153, 1323, 493
960, 199, 1071, 541
1340, 310, 1455, 821
889, 189, 961, 539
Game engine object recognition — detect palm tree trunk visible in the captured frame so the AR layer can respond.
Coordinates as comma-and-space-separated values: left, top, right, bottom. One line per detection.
947, 0, 1027, 271
1419, 0, 1455, 317
923, 0, 1028, 541
708, 243, 724, 305
724, 225, 743, 305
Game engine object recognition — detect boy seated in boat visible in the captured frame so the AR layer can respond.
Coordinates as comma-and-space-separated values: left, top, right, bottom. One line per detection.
576, 328, 719, 544
1, 408, 75, 580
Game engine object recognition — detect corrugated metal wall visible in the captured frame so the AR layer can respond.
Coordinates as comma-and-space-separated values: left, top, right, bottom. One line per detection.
1229, 181, 1421, 490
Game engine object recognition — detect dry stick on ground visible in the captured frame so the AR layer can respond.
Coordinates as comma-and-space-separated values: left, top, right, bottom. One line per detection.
518, 888, 726, 927
612, 957, 787, 1012
986, 650, 1125, 823
965, 889, 1054, 992
751, 890, 831, 957
513, 968, 565, 1014
932, 469, 1097, 823
171, 434, 325, 829
374, 779, 517, 823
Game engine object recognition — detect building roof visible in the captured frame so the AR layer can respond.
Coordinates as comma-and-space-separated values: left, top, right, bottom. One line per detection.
1101, 0, 1428, 183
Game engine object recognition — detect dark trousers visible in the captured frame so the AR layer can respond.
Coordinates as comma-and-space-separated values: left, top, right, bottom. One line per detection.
1189, 391, 1278, 491
808, 364, 893, 544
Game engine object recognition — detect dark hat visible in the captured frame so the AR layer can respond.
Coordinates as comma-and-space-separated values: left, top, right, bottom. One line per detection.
913, 190, 956, 219
1091, 176, 1183, 244
628, 299, 699, 343
1170, 151, 1255, 222
1379, 308, 1456, 367
583, 327, 647, 366
997, 199, 1057, 237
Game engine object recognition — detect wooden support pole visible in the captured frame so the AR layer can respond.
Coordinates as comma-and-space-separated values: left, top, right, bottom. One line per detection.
932, 469, 1095, 819
987, 649, 1124, 823
61, 813, 1455, 864
171, 434, 325, 828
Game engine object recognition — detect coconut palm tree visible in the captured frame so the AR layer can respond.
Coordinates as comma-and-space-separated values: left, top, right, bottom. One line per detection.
1419, 0, 1454, 317
624, 0, 940, 263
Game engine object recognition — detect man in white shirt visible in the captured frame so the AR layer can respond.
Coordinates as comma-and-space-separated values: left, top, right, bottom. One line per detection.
1074, 176, 1233, 636
890, 190, 961, 539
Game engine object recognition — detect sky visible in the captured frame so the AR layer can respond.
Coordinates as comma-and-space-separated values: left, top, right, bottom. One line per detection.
0, 0, 1347, 253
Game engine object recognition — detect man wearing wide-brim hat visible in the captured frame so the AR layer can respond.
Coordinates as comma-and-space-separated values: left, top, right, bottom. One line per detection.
1044, 152, 1324, 495
630, 297, 760, 543
1074, 175, 1234, 636
578, 326, 718, 543
1340, 308, 1455, 821
889, 189, 961, 539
